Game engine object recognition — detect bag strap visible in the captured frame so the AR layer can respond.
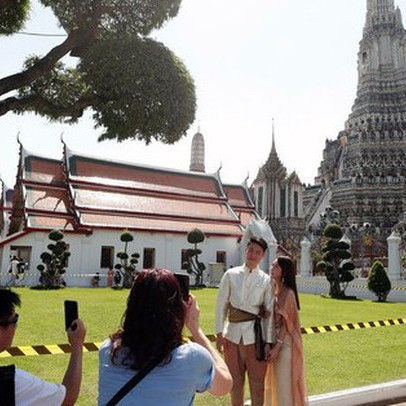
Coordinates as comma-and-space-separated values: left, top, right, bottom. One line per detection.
105, 359, 158, 406
0, 365, 16, 406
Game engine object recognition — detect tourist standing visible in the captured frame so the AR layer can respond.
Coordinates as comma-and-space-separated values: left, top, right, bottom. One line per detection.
0, 289, 86, 405
265, 256, 307, 406
98, 269, 232, 405
215, 237, 274, 406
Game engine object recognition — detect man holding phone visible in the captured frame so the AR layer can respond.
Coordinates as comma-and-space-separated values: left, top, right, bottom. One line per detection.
0, 289, 86, 405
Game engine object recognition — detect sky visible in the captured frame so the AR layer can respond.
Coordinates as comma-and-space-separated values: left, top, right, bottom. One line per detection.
1, 0, 405, 188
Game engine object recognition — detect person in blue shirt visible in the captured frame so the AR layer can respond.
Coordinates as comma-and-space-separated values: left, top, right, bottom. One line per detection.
98, 269, 232, 405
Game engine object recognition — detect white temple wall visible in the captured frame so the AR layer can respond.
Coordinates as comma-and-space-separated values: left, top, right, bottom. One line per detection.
0, 229, 240, 287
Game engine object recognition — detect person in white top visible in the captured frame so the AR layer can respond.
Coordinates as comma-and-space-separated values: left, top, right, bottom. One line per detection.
216, 237, 274, 406
0, 289, 86, 405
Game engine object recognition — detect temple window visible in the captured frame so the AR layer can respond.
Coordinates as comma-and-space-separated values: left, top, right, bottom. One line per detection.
100, 246, 114, 268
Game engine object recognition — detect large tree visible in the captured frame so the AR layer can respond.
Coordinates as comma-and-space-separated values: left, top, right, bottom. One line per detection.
0, 0, 196, 144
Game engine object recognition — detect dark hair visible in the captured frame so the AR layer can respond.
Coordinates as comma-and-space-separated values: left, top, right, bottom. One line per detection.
248, 237, 268, 252
111, 269, 186, 370
0, 289, 21, 321
277, 256, 300, 310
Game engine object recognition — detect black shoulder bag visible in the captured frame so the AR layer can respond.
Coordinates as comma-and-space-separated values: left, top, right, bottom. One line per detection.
0, 365, 16, 406
105, 359, 158, 406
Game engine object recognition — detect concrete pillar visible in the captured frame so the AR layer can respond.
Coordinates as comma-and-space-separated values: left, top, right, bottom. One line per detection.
267, 240, 277, 271
300, 237, 312, 276
387, 232, 401, 280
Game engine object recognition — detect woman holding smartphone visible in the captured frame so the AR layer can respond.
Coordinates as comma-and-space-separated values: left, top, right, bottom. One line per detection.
98, 269, 232, 405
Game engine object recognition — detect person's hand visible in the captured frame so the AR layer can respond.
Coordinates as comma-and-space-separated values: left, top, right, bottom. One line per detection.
264, 343, 272, 360
259, 305, 271, 319
67, 319, 86, 352
216, 333, 225, 354
185, 295, 200, 335
267, 345, 280, 363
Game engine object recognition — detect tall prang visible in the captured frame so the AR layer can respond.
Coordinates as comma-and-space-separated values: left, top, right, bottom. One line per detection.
251, 123, 305, 248
306, 0, 406, 241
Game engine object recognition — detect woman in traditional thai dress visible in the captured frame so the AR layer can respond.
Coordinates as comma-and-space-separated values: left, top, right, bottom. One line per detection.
264, 256, 307, 406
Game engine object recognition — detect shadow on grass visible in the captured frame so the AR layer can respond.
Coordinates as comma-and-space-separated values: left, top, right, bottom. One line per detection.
320, 294, 363, 302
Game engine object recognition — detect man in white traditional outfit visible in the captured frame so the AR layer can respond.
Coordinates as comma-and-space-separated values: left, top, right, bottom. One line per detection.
215, 237, 274, 406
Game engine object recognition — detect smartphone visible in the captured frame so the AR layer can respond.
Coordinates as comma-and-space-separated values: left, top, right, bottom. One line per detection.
64, 300, 78, 331
174, 273, 190, 300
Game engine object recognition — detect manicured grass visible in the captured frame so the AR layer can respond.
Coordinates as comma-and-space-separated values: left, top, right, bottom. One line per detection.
1, 287, 406, 405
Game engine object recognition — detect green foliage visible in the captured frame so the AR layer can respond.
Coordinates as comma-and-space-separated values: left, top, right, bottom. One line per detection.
324, 224, 343, 240
367, 261, 392, 302
17, 57, 90, 121
187, 228, 206, 244
0, 0, 196, 145
35, 229, 69, 289
120, 232, 134, 243
0, 0, 29, 35
321, 224, 355, 298
39, 0, 182, 37
79, 36, 195, 143
184, 228, 206, 286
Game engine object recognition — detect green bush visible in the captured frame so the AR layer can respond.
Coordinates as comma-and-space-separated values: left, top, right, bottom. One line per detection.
317, 224, 355, 298
367, 261, 391, 302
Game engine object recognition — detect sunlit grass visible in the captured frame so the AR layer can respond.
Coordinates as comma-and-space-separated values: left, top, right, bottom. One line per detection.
1, 287, 406, 405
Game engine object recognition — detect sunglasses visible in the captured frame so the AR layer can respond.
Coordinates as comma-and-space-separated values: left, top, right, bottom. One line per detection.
0, 313, 19, 327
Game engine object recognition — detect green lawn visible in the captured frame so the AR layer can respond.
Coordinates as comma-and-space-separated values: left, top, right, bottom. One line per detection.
1, 287, 406, 405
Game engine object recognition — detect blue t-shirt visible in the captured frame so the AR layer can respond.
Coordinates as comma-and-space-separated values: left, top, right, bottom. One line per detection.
98, 339, 214, 406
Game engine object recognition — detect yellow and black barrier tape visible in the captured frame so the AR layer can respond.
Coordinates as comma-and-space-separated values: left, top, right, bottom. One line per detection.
296, 279, 406, 292
1, 318, 405, 358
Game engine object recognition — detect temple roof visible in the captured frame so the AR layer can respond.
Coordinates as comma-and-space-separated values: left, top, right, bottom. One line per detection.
3, 144, 245, 238
223, 184, 259, 227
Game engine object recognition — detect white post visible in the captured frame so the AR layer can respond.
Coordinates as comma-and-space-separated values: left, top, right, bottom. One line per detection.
267, 240, 277, 271
387, 232, 402, 280
300, 237, 312, 276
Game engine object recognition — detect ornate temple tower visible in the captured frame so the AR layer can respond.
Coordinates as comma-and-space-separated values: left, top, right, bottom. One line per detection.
309, 0, 406, 239
251, 125, 305, 245
189, 130, 205, 173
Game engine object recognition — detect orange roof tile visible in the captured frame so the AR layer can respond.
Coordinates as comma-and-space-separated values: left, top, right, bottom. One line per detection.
80, 212, 242, 236
25, 186, 70, 213
27, 215, 75, 230
24, 156, 64, 184
68, 155, 222, 198
224, 185, 254, 208
73, 188, 235, 221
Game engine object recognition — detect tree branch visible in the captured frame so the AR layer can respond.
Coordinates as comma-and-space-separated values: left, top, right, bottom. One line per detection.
0, 30, 81, 96
0, 94, 99, 120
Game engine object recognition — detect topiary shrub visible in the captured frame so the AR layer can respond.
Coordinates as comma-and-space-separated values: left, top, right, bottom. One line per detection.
114, 231, 139, 288
34, 229, 70, 289
367, 261, 391, 302
184, 228, 206, 287
316, 224, 355, 298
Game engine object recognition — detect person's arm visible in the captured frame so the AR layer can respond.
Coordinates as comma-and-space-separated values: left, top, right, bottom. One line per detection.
215, 272, 230, 354
186, 296, 233, 396
61, 319, 86, 406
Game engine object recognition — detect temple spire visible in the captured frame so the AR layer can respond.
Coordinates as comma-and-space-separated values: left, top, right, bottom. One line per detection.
367, 0, 394, 14
189, 129, 205, 173
271, 118, 276, 153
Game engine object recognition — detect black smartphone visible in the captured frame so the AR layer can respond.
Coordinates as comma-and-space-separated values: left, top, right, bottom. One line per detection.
64, 300, 78, 331
174, 273, 190, 300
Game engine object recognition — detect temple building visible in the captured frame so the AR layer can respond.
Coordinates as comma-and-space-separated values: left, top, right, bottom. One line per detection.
305, 0, 406, 243
0, 137, 267, 286
251, 127, 306, 247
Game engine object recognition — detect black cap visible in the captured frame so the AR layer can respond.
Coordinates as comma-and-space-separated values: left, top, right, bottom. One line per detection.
249, 237, 268, 252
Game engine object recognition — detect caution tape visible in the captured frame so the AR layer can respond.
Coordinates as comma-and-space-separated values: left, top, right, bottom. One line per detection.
296, 279, 406, 292
1, 318, 405, 358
